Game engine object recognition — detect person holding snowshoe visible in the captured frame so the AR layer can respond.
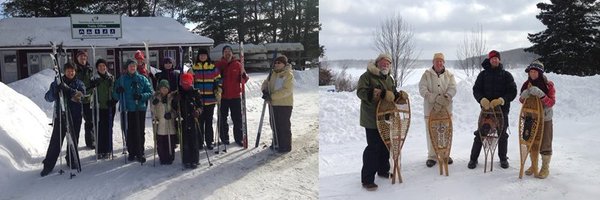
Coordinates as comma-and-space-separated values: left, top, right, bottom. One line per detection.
188, 48, 221, 150
215, 45, 249, 147
151, 80, 177, 165
172, 73, 203, 169
40, 62, 85, 177
519, 60, 556, 179
113, 59, 153, 164
74, 50, 96, 149
261, 55, 294, 153
418, 53, 457, 167
89, 59, 116, 159
356, 54, 409, 191
468, 50, 517, 169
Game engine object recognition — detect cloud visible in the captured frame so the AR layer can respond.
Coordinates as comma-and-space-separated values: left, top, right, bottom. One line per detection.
320, 0, 550, 60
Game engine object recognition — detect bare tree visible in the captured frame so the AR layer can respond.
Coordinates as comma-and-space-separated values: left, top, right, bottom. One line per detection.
373, 13, 418, 87
456, 25, 487, 77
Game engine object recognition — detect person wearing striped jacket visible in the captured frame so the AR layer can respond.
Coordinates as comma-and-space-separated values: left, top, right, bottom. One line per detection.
188, 48, 221, 150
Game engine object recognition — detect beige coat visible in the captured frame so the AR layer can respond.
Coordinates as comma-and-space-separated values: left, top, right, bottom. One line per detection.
262, 64, 294, 106
418, 67, 457, 117
150, 92, 176, 136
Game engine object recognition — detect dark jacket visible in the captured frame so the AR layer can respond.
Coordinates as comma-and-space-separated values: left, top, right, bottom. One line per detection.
154, 68, 180, 92
45, 76, 86, 120
473, 59, 517, 114
75, 61, 93, 104
91, 72, 115, 109
356, 62, 397, 129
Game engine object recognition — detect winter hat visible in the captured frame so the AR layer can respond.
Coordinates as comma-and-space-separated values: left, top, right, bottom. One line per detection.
275, 55, 288, 64
158, 79, 170, 90
134, 50, 145, 60
76, 50, 88, 58
180, 73, 194, 87
196, 48, 211, 63
222, 45, 232, 53
124, 59, 137, 68
375, 53, 393, 63
95, 58, 107, 68
163, 57, 174, 64
433, 53, 445, 62
525, 60, 545, 73
488, 50, 501, 60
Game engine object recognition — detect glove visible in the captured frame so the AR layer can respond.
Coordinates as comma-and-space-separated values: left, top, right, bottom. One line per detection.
71, 91, 83, 103
433, 102, 443, 112
372, 88, 382, 102
152, 98, 160, 105
89, 78, 100, 89
384, 90, 395, 102
396, 90, 409, 104
435, 94, 451, 106
529, 86, 545, 98
480, 98, 490, 110
520, 89, 531, 99
133, 94, 142, 101
164, 112, 172, 120
116, 86, 125, 94
59, 82, 74, 93
490, 98, 505, 108
262, 90, 271, 101
193, 109, 201, 118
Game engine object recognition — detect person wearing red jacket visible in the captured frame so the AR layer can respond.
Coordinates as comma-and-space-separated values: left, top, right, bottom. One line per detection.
215, 45, 249, 146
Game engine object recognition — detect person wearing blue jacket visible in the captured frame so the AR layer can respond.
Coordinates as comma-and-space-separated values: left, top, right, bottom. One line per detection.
113, 59, 153, 163
40, 62, 86, 177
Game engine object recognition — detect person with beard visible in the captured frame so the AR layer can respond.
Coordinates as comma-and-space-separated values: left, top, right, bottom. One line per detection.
468, 50, 517, 169
40, 62, 85, 176
356, 54, 409, 191
518, 60, 556, 179
215, 45, 248, 147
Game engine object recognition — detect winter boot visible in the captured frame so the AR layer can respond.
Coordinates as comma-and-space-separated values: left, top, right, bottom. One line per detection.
40, 165, 53, 177
525, 150, 539, 176
467, 160, 478, 169
448, 157, 454, 164
536, 155, 551, 179
426, 159, 436, 168
362, 183, 378, 191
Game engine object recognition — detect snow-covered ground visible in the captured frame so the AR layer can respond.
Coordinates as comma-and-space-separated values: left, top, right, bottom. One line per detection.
320, 65, 600, 199
1, 68, 318, 199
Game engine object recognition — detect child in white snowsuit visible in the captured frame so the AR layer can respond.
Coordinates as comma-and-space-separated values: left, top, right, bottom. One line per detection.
151, 80, 177, 165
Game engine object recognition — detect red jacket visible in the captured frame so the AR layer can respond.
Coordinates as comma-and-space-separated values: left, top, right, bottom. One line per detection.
215, 57, 249, 99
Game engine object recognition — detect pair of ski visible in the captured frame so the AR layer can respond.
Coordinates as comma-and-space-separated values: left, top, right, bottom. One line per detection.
49, 42, 82, 179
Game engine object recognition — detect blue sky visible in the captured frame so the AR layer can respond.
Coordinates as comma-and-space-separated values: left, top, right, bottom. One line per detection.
320, 0, 550, 60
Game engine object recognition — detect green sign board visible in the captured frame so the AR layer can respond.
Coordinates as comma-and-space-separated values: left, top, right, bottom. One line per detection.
71, 14, 122, 39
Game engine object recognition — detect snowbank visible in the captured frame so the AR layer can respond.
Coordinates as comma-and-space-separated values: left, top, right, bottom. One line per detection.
0, 83, 51, 181
8, 68, 56, 119
320, 67, 600, 199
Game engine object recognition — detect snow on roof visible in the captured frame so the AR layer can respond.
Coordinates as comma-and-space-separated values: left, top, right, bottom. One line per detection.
0, 16, 213, 48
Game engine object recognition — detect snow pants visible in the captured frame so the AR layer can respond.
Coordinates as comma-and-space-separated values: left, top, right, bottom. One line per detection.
199, 104, 215, 146
271, 106, 293, 152
219, 98, 243, 144
126, 111, 146, 158
470, 112, 509, 161
361, 128, 390, 184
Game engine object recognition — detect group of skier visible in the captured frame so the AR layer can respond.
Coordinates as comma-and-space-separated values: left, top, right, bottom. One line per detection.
41, 45, 296, 176
358, 51, 556, 191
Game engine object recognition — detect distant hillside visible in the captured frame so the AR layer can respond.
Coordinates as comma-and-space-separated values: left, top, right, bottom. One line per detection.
324, 48, 539, 70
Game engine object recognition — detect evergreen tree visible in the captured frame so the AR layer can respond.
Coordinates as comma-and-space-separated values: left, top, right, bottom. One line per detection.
525, 0, 600, 76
